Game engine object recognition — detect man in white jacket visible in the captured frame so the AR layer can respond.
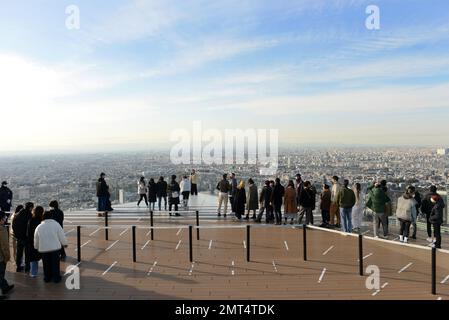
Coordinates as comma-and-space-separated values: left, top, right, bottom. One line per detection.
34, 212, 68, 283
180, 176, 191, 209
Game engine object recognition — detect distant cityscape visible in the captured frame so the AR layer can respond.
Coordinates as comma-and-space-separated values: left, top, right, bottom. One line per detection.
0, 146, 448, 221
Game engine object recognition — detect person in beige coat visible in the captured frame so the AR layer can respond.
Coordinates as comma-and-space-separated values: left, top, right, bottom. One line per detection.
284, 180, 298, 225
0, 211, 14, 299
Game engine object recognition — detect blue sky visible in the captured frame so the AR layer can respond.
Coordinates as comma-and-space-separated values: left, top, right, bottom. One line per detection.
1, 0, 449, 152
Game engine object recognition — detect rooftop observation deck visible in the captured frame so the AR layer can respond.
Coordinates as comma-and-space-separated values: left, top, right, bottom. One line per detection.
6, 193, 449, 300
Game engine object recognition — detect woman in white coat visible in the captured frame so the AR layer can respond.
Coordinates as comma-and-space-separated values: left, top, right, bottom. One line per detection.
352, 183, 364, 232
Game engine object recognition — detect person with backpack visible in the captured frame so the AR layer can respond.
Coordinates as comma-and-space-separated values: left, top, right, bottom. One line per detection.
156, 176, 168, 211
12, 202, 34, 273
48, 201, 66, 261
336, 179, 356, 232
168, 175, 181, 216
396, 187, 417, 243
27, 206, 44, 277
298, 181, 316, 225
147, 178, 157, 211
272, 178, 285, 225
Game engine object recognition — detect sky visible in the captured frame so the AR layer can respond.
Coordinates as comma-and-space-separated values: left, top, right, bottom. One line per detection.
0, 0, 449, 153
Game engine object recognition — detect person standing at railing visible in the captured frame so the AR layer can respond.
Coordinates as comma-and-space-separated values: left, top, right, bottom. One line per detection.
298, 181, 316, 225
352, 183, 364, 232
410, 189, 421, 240
330, 176, 341, 228
96, 173, 110, 217
156, 176, 168, 211
147, 178, 157, 211
234, 181, 246, 220
27, 206, 43, 277
421, 185, 438, 243
320, 184, 331, 227
246, 178, 258, 220
256, 180, 273, 223
190, 170, 198, 196
9, 205, 23, 268
12, 202, 34, 273
48, 201, 66, 261
366, 182, 390, 238
284, 180, 298, 225
0, 181, 13, 213
429, 193, 445, 249
180, 176, 191, 209
336, 179, 356, 233
396, 187, 417, 243
217, 174, 231, 217
229, 173, 238, 216
137, 177, 149, 208
168, 175, 181, 216
0, 211, 14, 300
272, 178, 285, 225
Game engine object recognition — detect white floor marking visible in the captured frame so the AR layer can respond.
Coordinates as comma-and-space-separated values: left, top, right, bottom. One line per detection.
318, 268, 327, 283
141, 240, 150, 250
362, 230, 370, 235
146, 229, 152, 236
65, 228, 75, 235
272, 261, 278, 272
322, 245, 334, 256
208, 240, 213, 250
105, 240, 119, 251
398, 262, 413, 274
358, 253, 373, 261
64, 262, 81, 275
284, 241, 289, 251
243, 241, 246, 249
231, 261, 235, 275
372, 289, 380, 296
176, 228, 182, 236
75, 240, 91, 251
381, 282, 389, 289
188, 262, 195, 276
65, 220, 73, 224
147, 261, 157, 276
102, 261, 117, 275
393, 237, 399, 241
89, 228, 100, 236
441, 275, 449, 284
175, 240, 182, 250
437, 297, 442, 300
119, 228, 129, 236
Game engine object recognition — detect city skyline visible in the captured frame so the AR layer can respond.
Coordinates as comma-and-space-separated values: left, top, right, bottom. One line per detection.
1, 0, 449, 152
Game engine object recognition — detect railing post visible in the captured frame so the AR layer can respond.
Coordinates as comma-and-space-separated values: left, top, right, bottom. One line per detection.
432, 247, 436, 295
246, 225, 250, 262
189, 225, 193, 263
105, 211, 109, 241
196, 210, 200, 240
303, 224, 307, 261
150, 210, 154, 240
358, 234, 363, 276
77, 226, 81, 263
132, 226, 137, 263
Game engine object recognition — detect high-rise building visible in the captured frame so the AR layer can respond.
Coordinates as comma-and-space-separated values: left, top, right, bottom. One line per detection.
437, 148, 448, 155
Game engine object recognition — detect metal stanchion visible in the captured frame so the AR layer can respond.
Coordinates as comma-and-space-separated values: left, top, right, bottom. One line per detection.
358, 234, 363, 276
246, 225, 250, 262
105, 211, 109, 241
77, 226, 81, 262
150, 210, 154, 240
303, 224, 307, 261
132, 226, 137, 263
196, 210, 200, 240
189, 225, 193, 262
432, 247, 436, 295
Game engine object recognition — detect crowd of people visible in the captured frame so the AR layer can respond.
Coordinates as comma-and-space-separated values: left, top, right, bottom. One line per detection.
213, 173, 445, 248
0, 181, 68, 299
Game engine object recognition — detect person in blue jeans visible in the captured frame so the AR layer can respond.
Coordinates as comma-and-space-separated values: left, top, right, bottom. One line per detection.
27, 206, 44, 278
336, 179, 356, 233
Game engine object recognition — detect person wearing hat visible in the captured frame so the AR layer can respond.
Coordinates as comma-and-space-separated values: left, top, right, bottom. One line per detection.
0, 181, 13, 213
0, 210, 14, 299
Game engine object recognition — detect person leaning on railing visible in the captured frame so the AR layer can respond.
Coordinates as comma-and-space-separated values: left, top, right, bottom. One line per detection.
396, 187, 417, 243
366, 182, 391, 238
0, 211, 14, 299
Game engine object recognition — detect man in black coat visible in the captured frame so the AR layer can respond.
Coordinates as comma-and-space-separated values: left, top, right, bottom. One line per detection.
0, 181, 13, 213
48, 200, 66, 260
156, 176, 168, 211
272, 178, 285, 225
421, 186, 438, 242
11, 202, 34, 272
256, 181, 273, 223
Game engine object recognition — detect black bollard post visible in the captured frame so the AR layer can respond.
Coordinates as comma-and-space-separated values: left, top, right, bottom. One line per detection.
358, 234, 363, 276
105, 211, 109, 241
246, 225, 250, 262
132, 226, 137, 263
432, 247, 436, 295
150, 210, 154, 240
189, 225, 193, 262
77, 226, 81, 263
196, 210, 200, 240
303, 224, 307, 261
